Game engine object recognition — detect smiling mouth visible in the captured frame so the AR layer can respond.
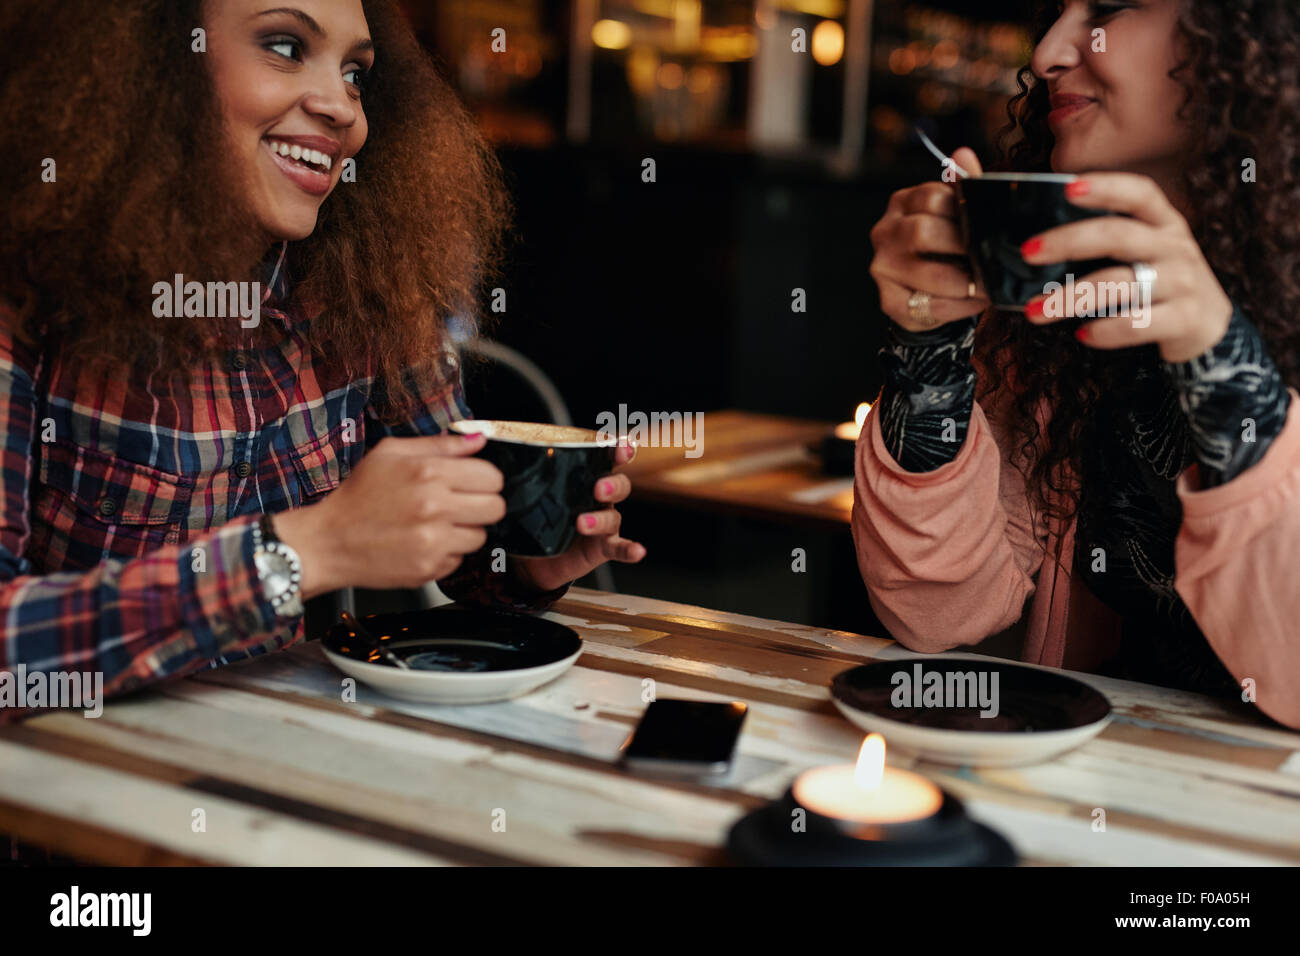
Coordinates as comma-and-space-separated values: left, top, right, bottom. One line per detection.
262, 137, 335, 197
263, 137, 333, 172
1048, 100, 1096, 128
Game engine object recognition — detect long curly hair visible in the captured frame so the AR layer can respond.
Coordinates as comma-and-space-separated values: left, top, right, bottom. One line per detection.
976, 0, 1300, 531
0, 0, 511, 419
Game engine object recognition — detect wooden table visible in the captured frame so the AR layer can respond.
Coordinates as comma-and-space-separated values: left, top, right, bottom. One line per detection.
620, 410, 853, 530
2, 588, 1298, 866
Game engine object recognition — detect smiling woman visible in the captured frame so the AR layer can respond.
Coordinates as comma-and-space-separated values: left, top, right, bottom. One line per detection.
0, 0, 644, 742
859, 0, 1300, 728
0, 0, 506, 412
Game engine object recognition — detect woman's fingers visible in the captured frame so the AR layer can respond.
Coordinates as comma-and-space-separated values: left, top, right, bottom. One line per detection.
1024, 265, 1162, 324
446, 490, 507, 524
578, 507, 621, 537
950, 146, 984, 177
594, 473, 631, 504
1062, 172, 1184, 229
878, 277, 989, 325
601, 535, 645, 563
1022, 216, 1165, 266
901, 182, 958, 218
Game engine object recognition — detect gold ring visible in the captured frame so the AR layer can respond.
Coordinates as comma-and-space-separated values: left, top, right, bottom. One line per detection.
907, 290, 934, 326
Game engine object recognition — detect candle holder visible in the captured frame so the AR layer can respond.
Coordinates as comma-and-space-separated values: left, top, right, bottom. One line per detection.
727, 786, 1016, 866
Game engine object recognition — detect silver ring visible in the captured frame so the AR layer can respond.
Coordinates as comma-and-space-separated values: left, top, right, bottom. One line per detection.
1132, 261, 1157, 310
907, 289, 934, 326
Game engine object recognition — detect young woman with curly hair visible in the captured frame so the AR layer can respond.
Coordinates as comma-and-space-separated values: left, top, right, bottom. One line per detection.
0, 0, 645, 720
857, 0, 1300, 728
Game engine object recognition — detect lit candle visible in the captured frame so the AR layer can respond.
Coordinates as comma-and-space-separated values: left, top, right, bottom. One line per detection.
792, 734, 942, 824
833, 402, 872, 442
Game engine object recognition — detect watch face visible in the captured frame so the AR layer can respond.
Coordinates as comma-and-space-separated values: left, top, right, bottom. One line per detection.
255, 547, 295, 600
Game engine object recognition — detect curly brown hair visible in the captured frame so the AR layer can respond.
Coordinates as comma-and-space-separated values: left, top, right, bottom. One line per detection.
0, 0, 511, 419
975, 0, 1300, 532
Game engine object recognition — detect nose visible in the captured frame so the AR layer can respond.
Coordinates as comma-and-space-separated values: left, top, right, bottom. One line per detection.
1029, 9, 1085, 82
300, 74, 360, 131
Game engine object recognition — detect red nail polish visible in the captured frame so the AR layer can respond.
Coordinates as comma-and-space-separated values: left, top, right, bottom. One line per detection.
1025, 299, 1044, 319
1020, 238, 1043, 258
1074, 325, 1089, 342
1065, 179, 1091, 198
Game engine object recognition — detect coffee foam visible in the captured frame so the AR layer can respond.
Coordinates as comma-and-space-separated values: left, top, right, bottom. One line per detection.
452, 419, 608, 447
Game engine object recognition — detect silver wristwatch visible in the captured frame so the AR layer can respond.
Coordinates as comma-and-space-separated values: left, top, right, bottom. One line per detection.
252, 513, 304, 618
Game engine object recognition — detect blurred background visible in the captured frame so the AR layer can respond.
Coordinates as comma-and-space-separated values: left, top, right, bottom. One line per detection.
397, 0, 1037, 643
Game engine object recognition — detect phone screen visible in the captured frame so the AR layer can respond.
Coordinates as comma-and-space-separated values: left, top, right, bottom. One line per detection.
621, 699, 748, 774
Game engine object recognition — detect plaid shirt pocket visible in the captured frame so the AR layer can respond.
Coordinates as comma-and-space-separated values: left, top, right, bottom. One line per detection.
31, 441, 195, 567
289, 422, 353, 500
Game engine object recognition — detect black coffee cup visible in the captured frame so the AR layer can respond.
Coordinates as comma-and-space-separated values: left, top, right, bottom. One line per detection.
449, 420, 618, 557
956, 173, 1127, 311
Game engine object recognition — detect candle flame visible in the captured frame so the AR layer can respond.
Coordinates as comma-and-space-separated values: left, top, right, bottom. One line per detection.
854, 402, 871, 429
854, 733, 885, 792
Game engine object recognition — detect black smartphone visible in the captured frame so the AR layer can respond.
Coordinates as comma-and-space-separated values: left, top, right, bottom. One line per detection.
619, 699, 748, 776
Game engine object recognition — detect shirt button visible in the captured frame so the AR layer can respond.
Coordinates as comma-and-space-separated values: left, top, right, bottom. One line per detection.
97, 498, 117, 518
232, 351, 249, 370
234, 461, 253, 478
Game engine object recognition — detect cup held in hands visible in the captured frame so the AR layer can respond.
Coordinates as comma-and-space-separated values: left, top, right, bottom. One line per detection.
449, 420, 618, 558
956, 173, 1127, 312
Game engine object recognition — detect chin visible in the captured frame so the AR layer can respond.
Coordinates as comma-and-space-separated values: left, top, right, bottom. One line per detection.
263, 212, 320, 242
1050, 144, 1088, 175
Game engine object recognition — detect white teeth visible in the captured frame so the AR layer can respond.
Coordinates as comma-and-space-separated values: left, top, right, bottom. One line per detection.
265, 139, 332, 172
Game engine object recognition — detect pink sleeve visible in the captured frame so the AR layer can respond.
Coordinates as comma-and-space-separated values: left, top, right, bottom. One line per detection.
1174, 387, 1300, 729
852, 395, 1050, 652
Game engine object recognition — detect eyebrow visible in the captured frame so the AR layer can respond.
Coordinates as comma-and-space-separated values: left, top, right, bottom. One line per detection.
253, 8, 374, 57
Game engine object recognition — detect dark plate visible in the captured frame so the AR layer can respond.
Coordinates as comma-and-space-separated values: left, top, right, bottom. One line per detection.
323, 606, 582, 673
831, 658, 1111, 733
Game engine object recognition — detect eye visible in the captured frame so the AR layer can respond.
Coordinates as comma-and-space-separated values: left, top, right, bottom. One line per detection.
343, 66, 369, 91
266, 35, 302, 61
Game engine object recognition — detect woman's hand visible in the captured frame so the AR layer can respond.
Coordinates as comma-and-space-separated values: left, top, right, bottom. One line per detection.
512, 441, 646, 592
1020, 173, 1233, 362
275, 432, 506, 598
869, 146, 991, 332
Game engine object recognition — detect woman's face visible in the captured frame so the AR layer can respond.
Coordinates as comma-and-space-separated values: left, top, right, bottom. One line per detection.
1031, 1, 1192, 186
205, 0, 373, 242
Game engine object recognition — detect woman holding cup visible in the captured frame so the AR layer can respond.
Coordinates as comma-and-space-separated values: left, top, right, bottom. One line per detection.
0, 0, 645, 720
858, 0, 1300, 727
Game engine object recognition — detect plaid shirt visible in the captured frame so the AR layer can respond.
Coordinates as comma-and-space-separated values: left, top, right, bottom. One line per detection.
0, 243, 566, 720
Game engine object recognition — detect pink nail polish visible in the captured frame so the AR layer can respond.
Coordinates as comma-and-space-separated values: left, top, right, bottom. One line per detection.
599, 480, 613, 496
584, 515, 596, 530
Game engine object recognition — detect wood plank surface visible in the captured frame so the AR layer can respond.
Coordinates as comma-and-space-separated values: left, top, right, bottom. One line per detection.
2, 586, 1298, 866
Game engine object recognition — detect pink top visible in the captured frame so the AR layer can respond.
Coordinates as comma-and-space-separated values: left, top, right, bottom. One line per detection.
851, 371, 1300, 730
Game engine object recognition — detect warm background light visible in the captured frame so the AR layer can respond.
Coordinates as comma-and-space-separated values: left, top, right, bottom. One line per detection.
592, 19, 632, 50
811, 20, 844, 66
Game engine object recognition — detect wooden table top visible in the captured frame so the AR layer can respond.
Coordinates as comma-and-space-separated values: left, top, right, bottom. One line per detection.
2, 587, 1298, 866
619, 410, 853, 530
